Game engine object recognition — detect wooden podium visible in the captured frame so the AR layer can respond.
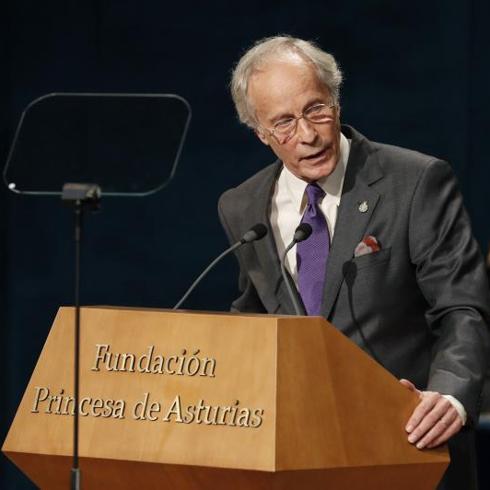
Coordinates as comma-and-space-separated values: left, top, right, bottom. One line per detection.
2, 307, 449, 489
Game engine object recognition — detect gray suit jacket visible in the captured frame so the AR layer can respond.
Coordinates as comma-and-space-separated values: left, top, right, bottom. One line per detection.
218, 126, 490, 489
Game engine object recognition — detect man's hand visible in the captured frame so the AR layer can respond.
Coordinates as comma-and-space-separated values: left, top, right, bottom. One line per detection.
400, 379, 463, 449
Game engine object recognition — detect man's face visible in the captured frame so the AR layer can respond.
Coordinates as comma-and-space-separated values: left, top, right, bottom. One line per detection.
248, 58, 341, 182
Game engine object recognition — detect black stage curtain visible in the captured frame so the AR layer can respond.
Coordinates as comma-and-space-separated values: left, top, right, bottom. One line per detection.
1, 1, 489, 488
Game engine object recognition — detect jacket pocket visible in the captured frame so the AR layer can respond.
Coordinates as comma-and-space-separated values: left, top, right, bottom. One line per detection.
350, 247, 391, 271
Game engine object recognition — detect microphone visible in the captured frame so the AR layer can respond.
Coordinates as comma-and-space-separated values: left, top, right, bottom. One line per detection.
280, 223, 313, 315
293, 222, 313, 243
240, 223, 267, 244
173, 223, 268, 310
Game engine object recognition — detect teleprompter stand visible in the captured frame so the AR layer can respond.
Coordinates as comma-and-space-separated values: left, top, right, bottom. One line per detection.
2, 93, 191, 489
62, 183, 101, 490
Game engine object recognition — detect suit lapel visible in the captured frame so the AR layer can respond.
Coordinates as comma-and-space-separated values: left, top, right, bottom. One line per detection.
250, 161, 305, 314
321, 127, 383, 319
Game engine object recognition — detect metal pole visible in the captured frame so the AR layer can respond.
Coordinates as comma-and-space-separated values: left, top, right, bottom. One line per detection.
71, 200, 82, 490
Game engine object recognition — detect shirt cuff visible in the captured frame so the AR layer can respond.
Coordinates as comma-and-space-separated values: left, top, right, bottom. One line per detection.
442, 395, 467, 425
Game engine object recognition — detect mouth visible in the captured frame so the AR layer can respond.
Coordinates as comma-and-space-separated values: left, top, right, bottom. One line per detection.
301, 145, 331, 162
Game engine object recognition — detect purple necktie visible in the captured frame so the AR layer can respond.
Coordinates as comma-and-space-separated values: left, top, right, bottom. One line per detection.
297, 183, 330, 315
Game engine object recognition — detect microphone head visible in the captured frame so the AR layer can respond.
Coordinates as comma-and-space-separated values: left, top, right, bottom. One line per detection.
293, 223, 312, 243
241, 223, 268, 243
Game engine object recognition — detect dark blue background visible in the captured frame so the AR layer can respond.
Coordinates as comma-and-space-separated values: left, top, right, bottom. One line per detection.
2, 1, 489, 488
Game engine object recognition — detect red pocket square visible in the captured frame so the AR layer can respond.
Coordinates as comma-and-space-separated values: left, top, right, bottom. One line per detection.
354, 235, 380, 258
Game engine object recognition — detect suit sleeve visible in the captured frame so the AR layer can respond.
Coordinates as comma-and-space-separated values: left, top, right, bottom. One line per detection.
408, 159, 490, 423
217, 194, 267, 314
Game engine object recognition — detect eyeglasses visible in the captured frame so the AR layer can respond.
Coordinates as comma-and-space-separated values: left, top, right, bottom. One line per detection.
261, 102, 337, 144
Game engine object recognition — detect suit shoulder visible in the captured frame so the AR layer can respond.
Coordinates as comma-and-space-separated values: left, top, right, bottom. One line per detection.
372, 142, 454, 186
366, 140, 459, 205
219, 161, 279, 211
346, 125, 446, 176
372, 140, 448, 175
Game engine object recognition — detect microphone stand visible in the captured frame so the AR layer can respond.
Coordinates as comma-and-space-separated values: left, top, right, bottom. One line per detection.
173, 241, 242, 310
173, 223, 267, 310
62, 183, 101, 490
280, 223, 312, 316
280, 242, 304, 316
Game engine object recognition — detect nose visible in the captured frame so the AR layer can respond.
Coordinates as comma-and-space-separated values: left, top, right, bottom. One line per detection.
296, 117, 317, 144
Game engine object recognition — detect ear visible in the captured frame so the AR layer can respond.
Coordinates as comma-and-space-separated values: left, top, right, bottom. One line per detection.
255, 127, 270, 146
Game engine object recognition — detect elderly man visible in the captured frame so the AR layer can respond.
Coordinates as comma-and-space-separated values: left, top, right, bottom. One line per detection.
218, 36, 490, 490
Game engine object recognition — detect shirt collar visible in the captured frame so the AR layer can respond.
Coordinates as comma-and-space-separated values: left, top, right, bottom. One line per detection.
283, 132, 350, 212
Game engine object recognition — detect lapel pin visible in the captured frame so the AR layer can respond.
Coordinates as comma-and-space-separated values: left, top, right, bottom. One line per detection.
358, 201, 369, 213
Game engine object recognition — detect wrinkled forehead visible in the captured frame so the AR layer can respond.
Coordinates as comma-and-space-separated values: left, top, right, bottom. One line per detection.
247, 58, 329, 110
248, 50, 315, 83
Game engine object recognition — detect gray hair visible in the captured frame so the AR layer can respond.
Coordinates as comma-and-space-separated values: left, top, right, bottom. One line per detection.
230, 35, 343, 128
